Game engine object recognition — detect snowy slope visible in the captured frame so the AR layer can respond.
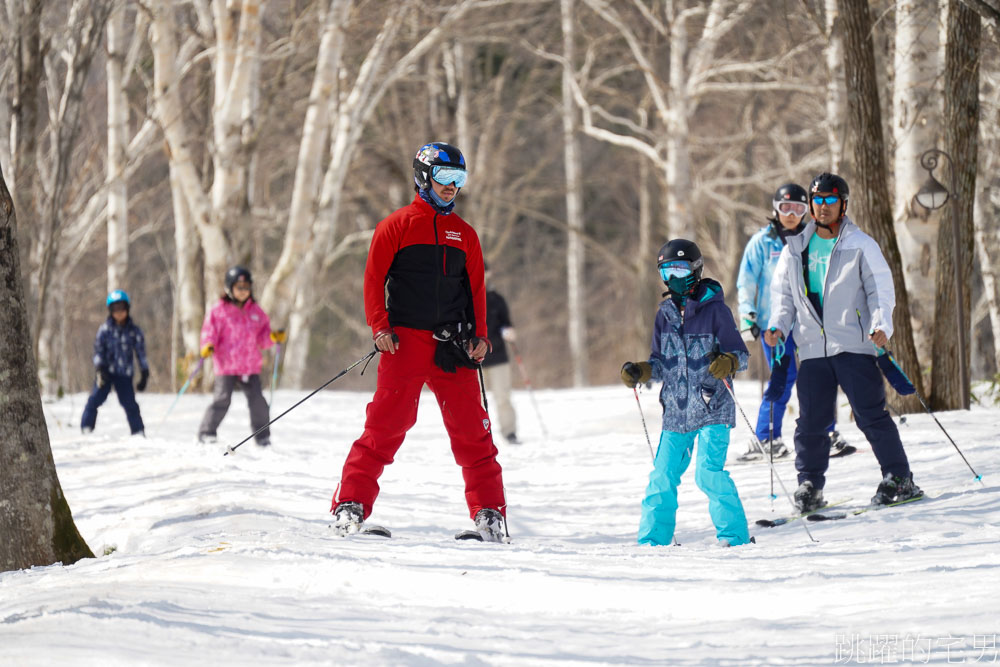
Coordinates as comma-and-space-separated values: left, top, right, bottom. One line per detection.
2, 381, 999, 666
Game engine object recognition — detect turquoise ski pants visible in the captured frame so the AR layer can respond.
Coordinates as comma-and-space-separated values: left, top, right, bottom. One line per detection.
638, 424, 750, 546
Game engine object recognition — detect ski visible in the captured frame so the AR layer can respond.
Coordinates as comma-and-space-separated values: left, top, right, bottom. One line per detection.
455, 529, 485, 541
329, 523, 391, 538
829, 444, 858, 458
755, 498, 852, 528
806, 494, 927, 522
454, 529, 511, 543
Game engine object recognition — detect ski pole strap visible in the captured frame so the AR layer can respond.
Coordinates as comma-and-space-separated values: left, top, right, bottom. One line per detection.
873, 345, 916, 396
772, 334, 785, 365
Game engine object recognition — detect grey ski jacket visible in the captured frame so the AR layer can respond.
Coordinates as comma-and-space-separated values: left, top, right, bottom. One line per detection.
766, 216, 895, 362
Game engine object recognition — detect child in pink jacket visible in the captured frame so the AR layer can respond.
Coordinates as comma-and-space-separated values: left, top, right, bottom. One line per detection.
197, 266, 286, 446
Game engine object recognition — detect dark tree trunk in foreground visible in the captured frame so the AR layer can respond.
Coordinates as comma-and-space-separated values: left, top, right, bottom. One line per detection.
839, 0, 924, 413
931, 0, 980, 410
0, 165, 93, 573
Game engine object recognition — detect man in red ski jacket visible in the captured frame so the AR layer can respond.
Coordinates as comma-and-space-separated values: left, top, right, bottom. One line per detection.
331, 142, 507, 542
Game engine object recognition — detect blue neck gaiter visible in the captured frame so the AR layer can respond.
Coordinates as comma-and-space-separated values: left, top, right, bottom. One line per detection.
418, 187, 457, 215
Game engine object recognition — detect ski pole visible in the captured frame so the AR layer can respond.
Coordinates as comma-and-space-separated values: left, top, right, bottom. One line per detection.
508, 341, 549, 439
269, 342, 282, 407
877, 347, 982, 483
159, 357, 205, 427
632, 386, 655, 462
721, 376, 818, 543
225, 348, 378, 456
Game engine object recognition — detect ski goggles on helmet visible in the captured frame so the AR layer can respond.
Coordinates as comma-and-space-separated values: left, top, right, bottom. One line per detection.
811, 195, 841, 206
658, 260, 693, 282
431, 165, 467, 188
774, 200, 808, 216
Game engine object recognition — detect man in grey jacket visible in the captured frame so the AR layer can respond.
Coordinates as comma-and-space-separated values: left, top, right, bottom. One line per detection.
764, 173, 922, 512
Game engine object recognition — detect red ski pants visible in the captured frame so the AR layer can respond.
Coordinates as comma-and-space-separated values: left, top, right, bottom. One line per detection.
333, 327, 506, 519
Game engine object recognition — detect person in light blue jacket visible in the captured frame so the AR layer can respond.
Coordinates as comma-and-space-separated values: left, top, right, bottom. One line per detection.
735, 183, 851, 461
621, 239, 750, 547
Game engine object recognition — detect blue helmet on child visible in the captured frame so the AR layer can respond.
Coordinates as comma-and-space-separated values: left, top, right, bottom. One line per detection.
106, 289, 130, 308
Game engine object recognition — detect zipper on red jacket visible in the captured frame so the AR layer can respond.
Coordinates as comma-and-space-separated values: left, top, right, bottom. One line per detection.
432, 212, 442, 322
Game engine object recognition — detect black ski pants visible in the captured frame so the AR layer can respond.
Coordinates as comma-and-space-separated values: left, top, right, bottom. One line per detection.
794, 352, 909, 489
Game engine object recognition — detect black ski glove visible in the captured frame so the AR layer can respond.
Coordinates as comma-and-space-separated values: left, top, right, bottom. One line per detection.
136, 369, 149, 392
620, 361, 652, 388
96, 367, 111, 388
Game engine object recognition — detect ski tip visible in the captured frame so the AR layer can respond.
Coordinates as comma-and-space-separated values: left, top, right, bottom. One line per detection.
455, 530, 484, 541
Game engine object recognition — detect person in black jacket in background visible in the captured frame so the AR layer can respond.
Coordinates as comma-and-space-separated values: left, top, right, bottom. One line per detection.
483, 263, 519, 444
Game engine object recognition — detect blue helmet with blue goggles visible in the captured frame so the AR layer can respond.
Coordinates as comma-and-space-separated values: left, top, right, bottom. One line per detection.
656, 239, 703, 296
413, 142, 467, 191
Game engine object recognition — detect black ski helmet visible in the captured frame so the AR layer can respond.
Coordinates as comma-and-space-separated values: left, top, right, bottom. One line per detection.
772, 182, 808, 219
224, 265, 252, 298
656, 239, 704, 283
808, 172, 850, 219
412, 142, 466, 191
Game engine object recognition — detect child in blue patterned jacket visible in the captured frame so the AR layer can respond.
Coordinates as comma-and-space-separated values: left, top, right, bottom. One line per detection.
81, 289, 149, 436
621, 239, 750, 547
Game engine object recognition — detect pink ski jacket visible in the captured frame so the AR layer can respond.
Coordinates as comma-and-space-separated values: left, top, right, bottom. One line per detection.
200, 298, 274, 376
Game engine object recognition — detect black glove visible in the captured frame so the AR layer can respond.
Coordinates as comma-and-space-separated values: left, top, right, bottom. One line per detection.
708, 352, 738, 379
136, 369, 149, 392
620, 361, 652, 388
739, 316, 760, 343
96, 367, 111, 388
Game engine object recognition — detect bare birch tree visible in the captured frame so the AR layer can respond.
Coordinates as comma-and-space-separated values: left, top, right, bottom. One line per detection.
106, 2, 129, 288
560, 0, 586, 386
263, 0, 513, 386
892, 0, 943, 362
973, 66, 1000, 374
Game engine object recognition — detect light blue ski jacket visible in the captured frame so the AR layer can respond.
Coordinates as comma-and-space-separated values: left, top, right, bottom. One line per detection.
736, 224, 785, 327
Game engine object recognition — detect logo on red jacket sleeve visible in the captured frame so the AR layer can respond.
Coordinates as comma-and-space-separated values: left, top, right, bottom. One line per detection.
445, 230, 462, 243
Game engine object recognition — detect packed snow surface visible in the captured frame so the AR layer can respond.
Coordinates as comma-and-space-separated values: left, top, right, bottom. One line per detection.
3, 380, 1000, 666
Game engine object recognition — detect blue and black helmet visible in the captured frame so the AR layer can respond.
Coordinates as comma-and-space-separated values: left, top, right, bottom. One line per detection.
106, 289, 130, 308
412, 142, 466, 191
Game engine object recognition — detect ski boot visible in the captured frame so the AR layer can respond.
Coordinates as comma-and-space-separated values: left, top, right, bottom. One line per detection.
793, 480, 825, 513
473, 508, 506, 543
332, 501, 364, 536
871, 473, 923, 506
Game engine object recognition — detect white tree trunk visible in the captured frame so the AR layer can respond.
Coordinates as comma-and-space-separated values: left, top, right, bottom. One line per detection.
259, 0, 351, 326
825, 0, 847, 170
974, 68, 1000, 371
270, 0, 486, 386
106, 3, 128, 289
892, 0, 942, 362
150, 2, 220, 354
170, 164, 205, 364
561, 0, 587, 387
210, 0, 261, 274
666, 13, 693, 240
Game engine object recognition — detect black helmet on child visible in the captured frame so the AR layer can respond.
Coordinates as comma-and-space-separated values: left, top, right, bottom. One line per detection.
224, 265, 252, 298
412, 142, 467, 191
656, 239, 704, 295
808, 172, 850, 218
771, 183, 809, 219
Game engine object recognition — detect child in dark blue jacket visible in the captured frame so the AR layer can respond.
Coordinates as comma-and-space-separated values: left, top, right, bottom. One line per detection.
81, 290, 149, 435
621, 240, 750, 546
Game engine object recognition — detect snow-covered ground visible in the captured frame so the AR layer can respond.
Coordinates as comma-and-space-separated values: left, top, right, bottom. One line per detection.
3, 379, 1000, 666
